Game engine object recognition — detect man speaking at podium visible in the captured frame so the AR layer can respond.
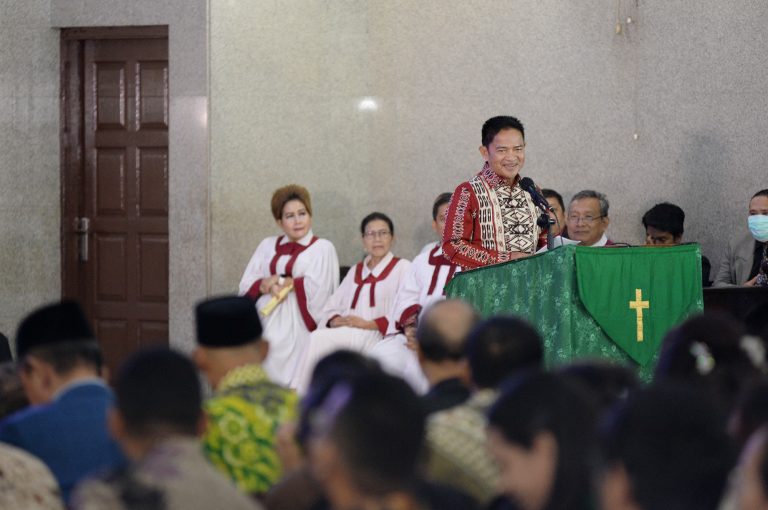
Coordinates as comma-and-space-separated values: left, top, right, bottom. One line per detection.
442, 116, 548, 269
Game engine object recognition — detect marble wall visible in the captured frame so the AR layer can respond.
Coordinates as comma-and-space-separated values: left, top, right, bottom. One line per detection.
210, 0, 768, 293
0, 0, 59, 345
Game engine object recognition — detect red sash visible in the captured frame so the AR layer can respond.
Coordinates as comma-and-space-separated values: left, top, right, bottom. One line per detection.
351, 257, 401, 309
427, 246, 459, 296
269, 235, 318, 276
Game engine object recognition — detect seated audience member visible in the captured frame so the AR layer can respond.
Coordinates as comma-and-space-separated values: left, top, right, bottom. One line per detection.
0, 442, 64, 510
427, 316, 544, 504
734, 426, 768, 510
307, 372, 478, 510
642, 202, 712, 286
0, 362, 28, 419
0, 301, 124, 503
294, 212, 410, 394
486, 372, 599, 510
599, 384, 735, 510
714, 189, 768, 287
193, 295, 298, 496
266, 350, 383, 510
238, 184, 340, 387
541, 188, 567, 238
416, 300, 479, 415
655, 313, 763, 416
565, 190, 613, 247
71, 349, 261, 510
557, 360, 638, 413
369, 194, 462, 393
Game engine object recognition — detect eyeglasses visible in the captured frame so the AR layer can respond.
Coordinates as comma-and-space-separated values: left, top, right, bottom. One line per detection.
364, 230, 392, 239
567, 215, 604, 225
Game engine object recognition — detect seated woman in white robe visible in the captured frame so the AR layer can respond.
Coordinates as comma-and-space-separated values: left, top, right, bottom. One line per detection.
369, 193, 461, 393
294, 212, 411, 394
238, 185, 339, 387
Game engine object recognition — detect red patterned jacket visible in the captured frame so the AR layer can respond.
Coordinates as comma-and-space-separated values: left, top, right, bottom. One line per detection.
442, 164, 547, 269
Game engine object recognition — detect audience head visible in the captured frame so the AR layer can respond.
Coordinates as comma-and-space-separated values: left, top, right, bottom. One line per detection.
749, 189, 768, 243
566, 190, 610, 246
655, 313, 762, 415
298, 350, 383, 450
308, 372, 424, 509
465, 315, 543, 389
271, 184, 312, 242
557, 360, 638, 412
0, 332, 11, 363
599, 384, 734, 510
480, 116, 526, 182
360, 212, 395, 260
486, 372, 598, 510
432, 192, 452, 238
416, 300, 479, 384
110, 348, 202, 458
193, 295, 267, 388
14, 300, 102, 405
541, 189, 566, 237
735, 426, 768, 510
641, 202, 685, 245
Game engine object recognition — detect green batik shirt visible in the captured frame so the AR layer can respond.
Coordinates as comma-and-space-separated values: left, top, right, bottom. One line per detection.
202, 363, 298, 495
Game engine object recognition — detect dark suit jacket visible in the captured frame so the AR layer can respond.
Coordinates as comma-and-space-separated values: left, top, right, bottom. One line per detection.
422, 378, 471, 416
0, 381, 125, 503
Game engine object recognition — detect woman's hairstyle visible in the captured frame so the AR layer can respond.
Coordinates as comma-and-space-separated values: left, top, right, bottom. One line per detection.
655, 313, 762, 415
360, 212, 394, 236
271, 185, 312, 220
488, 371, 598, 510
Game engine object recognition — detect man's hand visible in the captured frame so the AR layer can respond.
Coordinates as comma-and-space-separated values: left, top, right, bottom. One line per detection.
745, 276, 759, 287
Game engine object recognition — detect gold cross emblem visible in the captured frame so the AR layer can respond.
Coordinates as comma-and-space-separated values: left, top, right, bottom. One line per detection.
628, 288, 650, 342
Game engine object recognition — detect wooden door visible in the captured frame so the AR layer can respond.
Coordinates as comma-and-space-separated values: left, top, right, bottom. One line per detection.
61, 29, 169, 378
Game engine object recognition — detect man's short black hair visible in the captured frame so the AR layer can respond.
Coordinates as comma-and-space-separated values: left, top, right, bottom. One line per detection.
465, 315, 543, 389
541, 189, 564, 212
22, 341, 103, 376
482, 116, 525, 147
115, 348, 201, 436
316, 372, 424, 496
600, 384, 735, 510
432, 193, 452, 221
641, 202, 685, 237
752, 189, 768, 200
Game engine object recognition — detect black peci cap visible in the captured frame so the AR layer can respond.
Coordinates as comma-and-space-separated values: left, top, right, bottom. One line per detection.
16, 301, 95, 358
195, 295, 263, 347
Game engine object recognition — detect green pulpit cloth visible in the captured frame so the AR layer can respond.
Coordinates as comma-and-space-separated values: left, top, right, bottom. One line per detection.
445, 244, 703, 380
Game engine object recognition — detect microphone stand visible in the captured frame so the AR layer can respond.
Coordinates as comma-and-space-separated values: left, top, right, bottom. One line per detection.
536, 213, 555, 250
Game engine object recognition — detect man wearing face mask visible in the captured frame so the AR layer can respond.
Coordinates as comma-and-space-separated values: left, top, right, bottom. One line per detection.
714, 189, 768, 287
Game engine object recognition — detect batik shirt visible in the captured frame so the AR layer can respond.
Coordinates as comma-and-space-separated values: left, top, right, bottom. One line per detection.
442, 163, 547, 269
202, 364, 298, 495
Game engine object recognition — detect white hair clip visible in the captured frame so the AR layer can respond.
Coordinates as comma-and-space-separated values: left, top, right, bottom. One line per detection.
740, 335, 766, 370
690, 341, 715, 375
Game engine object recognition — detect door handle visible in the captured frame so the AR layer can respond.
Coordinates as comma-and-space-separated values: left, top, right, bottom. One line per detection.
75, 217, 90, 262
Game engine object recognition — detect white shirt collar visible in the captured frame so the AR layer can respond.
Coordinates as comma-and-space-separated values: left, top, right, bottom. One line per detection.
362, 251, 394, 278
590, 233, 609, 247
280, 229, 314, 247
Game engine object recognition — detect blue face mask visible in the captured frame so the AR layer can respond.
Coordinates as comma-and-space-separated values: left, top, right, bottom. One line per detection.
748, 215, 768, 242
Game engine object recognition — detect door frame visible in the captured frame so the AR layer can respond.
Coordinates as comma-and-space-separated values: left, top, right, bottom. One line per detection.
59, 25, 169, 319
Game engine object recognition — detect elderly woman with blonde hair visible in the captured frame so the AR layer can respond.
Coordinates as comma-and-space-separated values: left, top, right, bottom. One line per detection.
239, 185, 339, 387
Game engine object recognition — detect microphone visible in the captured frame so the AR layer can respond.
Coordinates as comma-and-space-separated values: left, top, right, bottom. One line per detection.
518, 177, 552, 214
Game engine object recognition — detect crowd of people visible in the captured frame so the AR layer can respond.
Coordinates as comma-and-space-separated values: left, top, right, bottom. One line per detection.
0, 114, 766, 509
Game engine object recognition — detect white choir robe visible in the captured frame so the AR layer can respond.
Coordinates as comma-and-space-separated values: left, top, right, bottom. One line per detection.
293, 251, 411, 394
238, 230, 339, 387
368, 242, 461, 394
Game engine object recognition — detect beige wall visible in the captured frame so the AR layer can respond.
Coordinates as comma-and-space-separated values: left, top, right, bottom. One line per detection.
0, 0, 59, 344
210, 0, 768, 293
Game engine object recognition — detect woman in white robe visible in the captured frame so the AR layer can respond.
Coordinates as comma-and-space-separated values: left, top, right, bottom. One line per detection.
294, 212, 410, 394
369, 193, 461, 393
238, 185, 339, 387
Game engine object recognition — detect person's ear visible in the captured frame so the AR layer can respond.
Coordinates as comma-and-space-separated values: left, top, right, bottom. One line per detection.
599, 463, 639, 510
674, 234, 683, 244
191, 347, 206, 371
479, 145, 490, 161
196, 411, 208, 437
